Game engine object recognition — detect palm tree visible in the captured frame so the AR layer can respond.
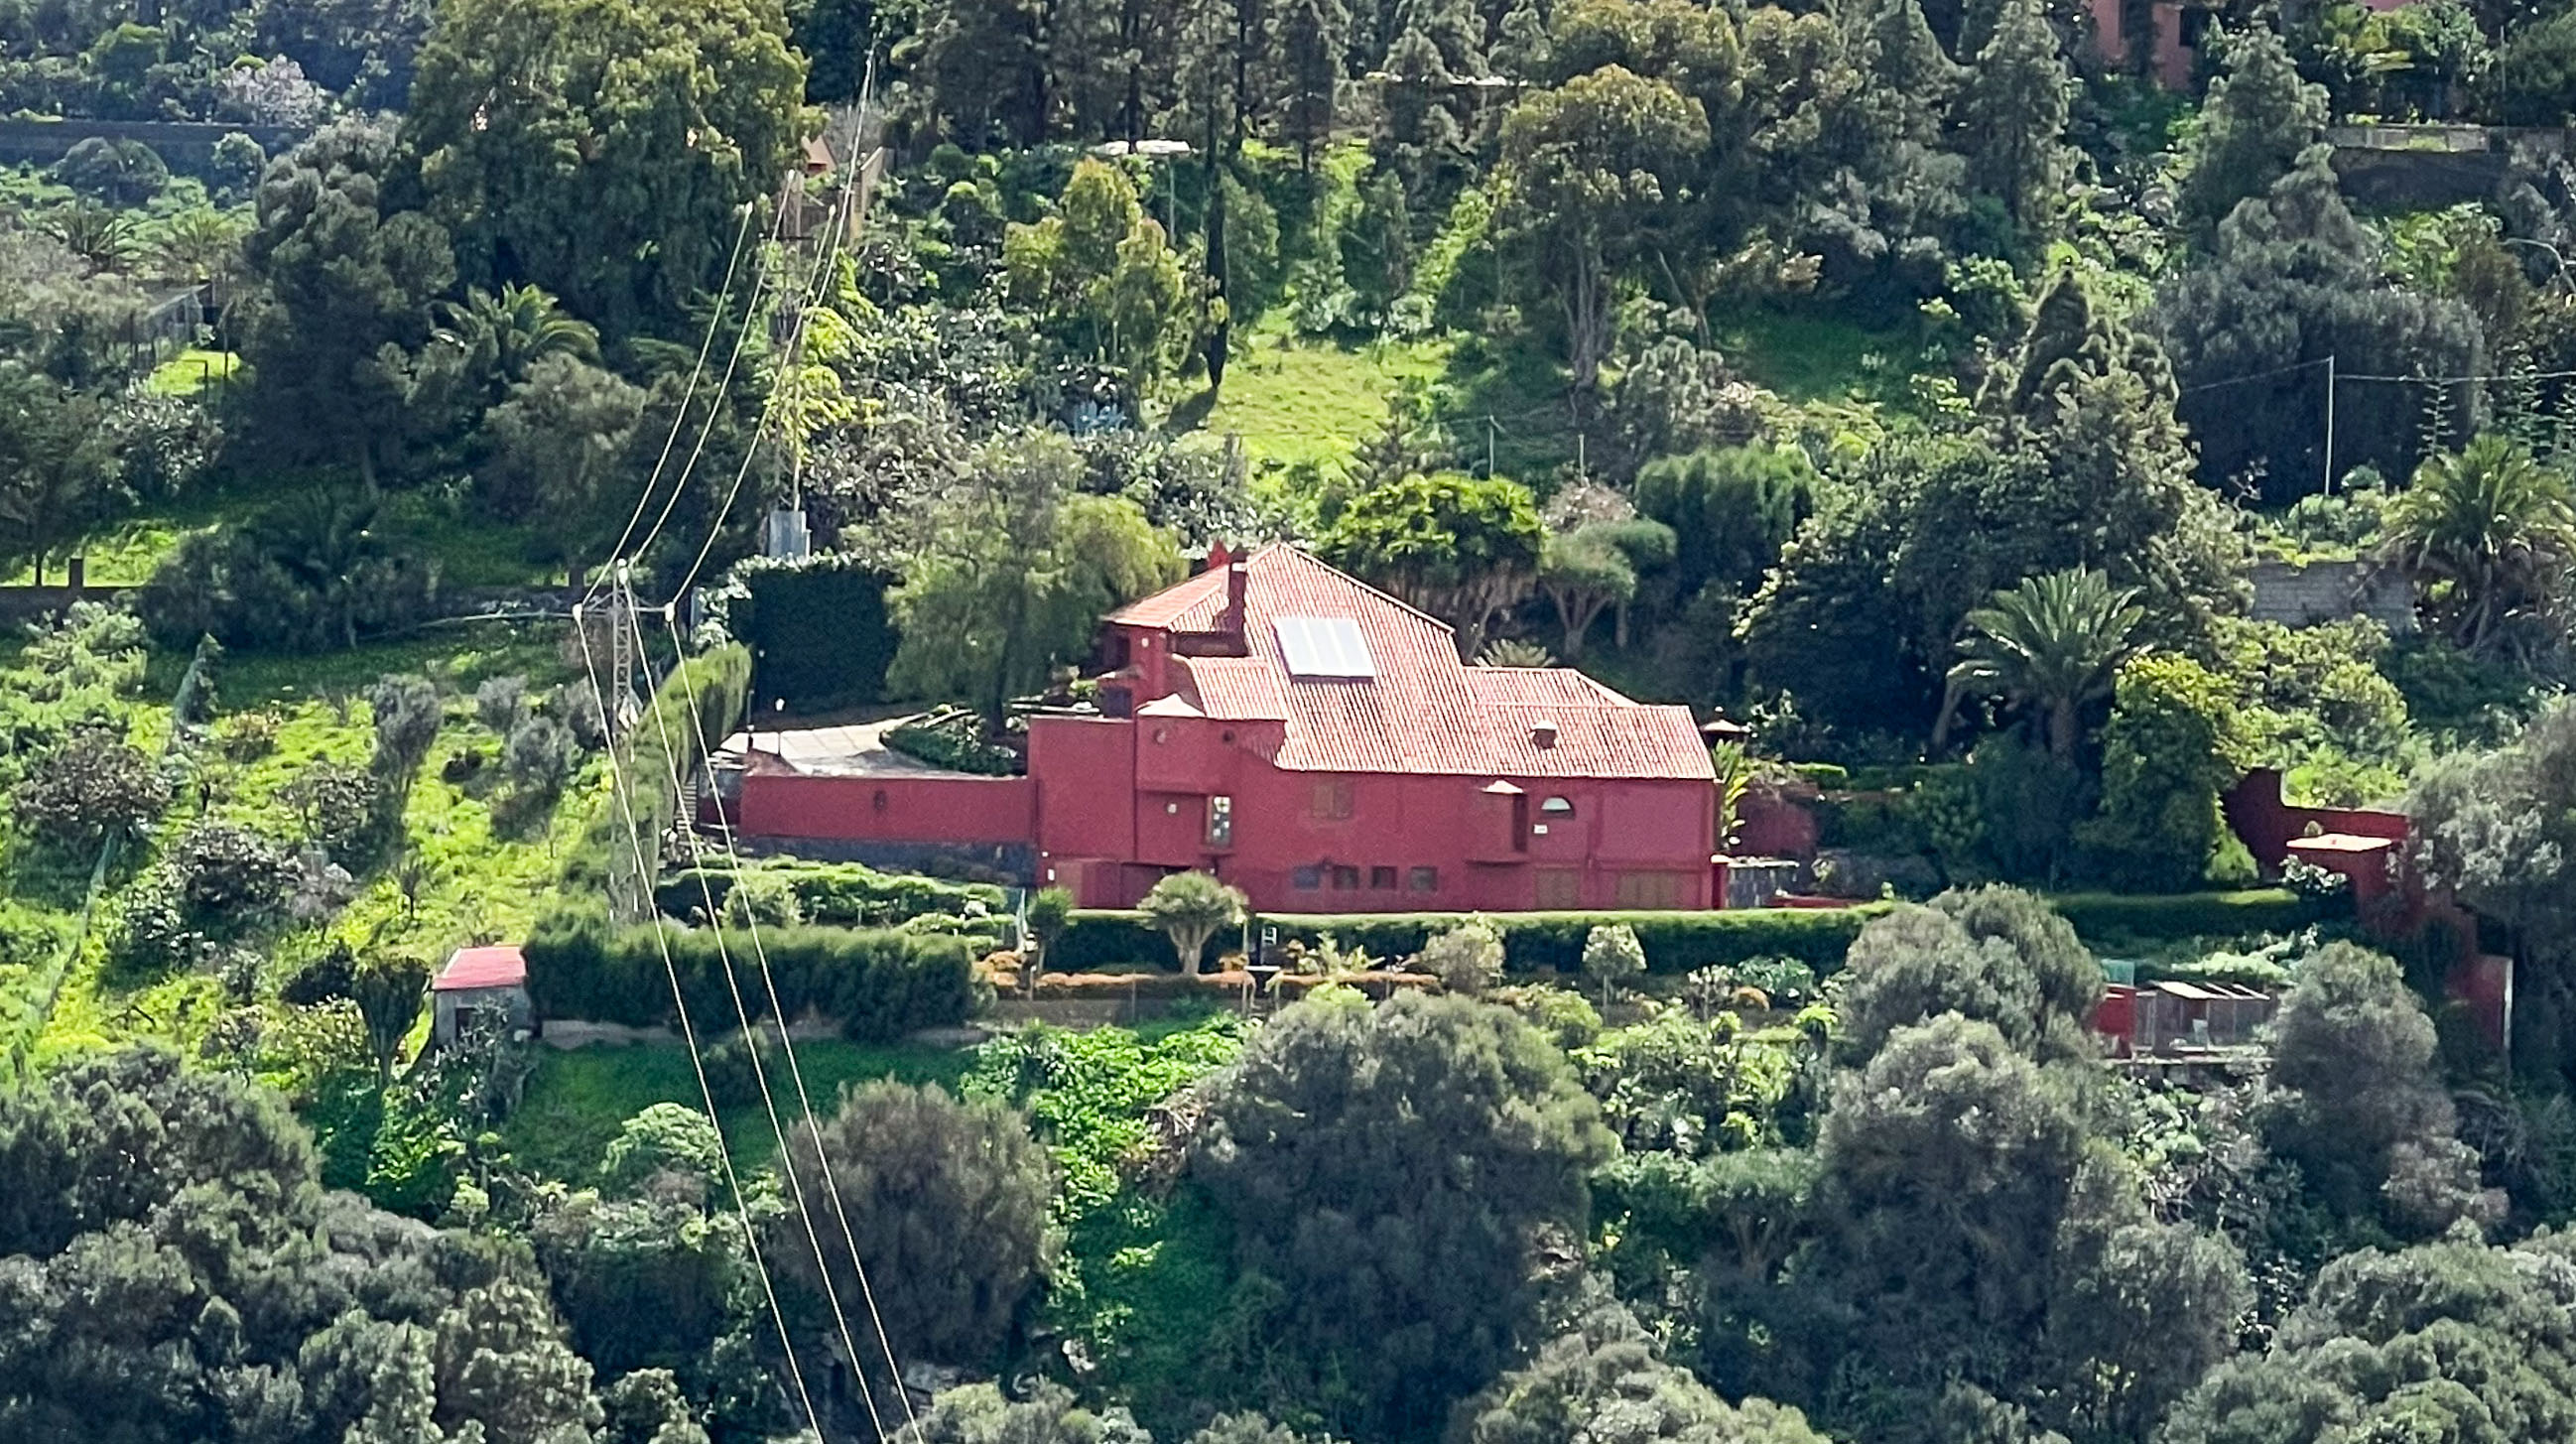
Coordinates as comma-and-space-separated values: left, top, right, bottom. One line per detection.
2384, 435, 2576, 653
433, 283, 600, 404
1936, 567, 2143, 759
257, 495, 388, 651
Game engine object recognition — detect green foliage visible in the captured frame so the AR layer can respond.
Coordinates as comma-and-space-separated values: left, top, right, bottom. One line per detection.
0, 1047, 608, 1441
519, 909, 980, 1040
2177, 26, 2328, 235
772, 1080, 1055, 1370
137, 497, 442, 654
1004, 160, 1192, 383
1420, 913, 1508, 995
2268, 940, 2492, 1235
10, 725, 167, 853
2080, 652, 2245, 892
1451, 1299, 1829, 1444
1835, 886, 2103, 1064
1317, 470, 1545, 652
2162, 1232, 2576, 1444
1632, 444, 1817, 604
1580, 922, 1646, 1005
712, 553, 901, 712
658, 859, 1009, 931
1940, 567, 2142, 759
888, 433, 1183, 725
2384, 434, 2576, 654
408, 0, 805, 337
1056, 906, 1887, 974
884, 706, 1027, 775
1138, 870, 1249, 973
1195, 990, 1615, 1437
351, 953, 430, 1082
597, 1102, 727, 1194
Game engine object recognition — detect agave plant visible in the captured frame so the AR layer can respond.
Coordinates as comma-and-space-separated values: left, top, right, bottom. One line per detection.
1937, 566, 2143, 758
1474, 637, 1556, 668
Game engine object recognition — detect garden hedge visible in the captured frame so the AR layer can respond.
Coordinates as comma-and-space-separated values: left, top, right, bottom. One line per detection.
658, 860, 1008, 930
2045, 889, 2330, 949
523, 909, 979, 1041
724, 554, 901, 712
1054, 905, 1892, 976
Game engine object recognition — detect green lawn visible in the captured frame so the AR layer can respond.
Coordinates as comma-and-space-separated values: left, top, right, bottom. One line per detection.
504, 1037, 978, 1182
1183, 331, 1451, 471
146, 348, 239, 397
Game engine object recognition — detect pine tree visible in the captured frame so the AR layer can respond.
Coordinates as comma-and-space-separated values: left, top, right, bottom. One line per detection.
1960, 0, 2071, 231
1856, 0, 1959, 150
2177, 24, 2330, 236
1271, 0, 1349, 165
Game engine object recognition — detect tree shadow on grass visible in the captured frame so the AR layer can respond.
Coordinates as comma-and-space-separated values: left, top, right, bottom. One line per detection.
1165, 386, 1219, 437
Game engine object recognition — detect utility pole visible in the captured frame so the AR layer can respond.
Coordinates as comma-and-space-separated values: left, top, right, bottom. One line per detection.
2322, 354, 2337, 496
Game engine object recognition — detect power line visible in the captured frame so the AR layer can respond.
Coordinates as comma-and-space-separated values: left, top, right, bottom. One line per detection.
570, 604, 833, 1440
585, 203, 770, 607
649, 601, 926, 1438
613, 588, 896, 1440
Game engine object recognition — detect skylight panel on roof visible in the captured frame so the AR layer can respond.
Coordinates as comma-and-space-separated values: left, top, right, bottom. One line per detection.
1275, 615, 1375, 678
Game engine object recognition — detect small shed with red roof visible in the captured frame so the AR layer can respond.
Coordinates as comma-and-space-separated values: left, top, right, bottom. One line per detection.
433, 944, 532, 1044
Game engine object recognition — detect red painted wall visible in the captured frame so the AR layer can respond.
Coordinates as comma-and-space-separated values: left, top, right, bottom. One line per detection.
2224, 767, 2409, 877
1026, 711, 1715, 912
735, 764, 1038, 846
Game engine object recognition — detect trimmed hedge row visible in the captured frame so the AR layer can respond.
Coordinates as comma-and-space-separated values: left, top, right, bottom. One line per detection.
523, 910, 980, 1040
2046, 889, 2330, 948
657, 860, 1008, 930
1054, 905, 1892, 976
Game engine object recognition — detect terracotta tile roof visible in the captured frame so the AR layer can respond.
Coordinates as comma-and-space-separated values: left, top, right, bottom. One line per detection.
1175, 656, 1289, 720
1121, 546, 1713, 780
435, 945, 527, 991
1104, 566, 1230, 629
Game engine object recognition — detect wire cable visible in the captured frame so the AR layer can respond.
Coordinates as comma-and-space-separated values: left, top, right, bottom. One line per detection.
570, 604, 832, 1439
612, 584, 896, 1441
649, 600, 927, 1437
585, 202, 768, 607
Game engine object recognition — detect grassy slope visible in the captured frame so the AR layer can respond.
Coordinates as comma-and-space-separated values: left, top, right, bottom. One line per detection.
504, 1038, 976, 1181
1185, 329, 1452, 472
28, 619, 598, 1066
6, 476, 560, 589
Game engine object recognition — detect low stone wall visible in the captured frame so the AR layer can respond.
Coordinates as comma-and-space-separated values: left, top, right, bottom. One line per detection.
2249, 559, 2414, 632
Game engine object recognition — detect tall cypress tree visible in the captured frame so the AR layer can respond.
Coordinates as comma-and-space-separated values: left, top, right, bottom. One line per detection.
1271, 0, 1350, 166
1960, 0, 2071, 231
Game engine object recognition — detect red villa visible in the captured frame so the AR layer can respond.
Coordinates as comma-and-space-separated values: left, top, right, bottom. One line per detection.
727, 544, 1721, 912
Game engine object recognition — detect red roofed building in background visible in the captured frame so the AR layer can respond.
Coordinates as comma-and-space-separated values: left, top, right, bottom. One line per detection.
730, 545, 1721, 912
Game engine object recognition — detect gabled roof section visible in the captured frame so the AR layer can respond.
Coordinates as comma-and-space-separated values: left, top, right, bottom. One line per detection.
436, 945, 527, 991
1107, 546, 1713, 780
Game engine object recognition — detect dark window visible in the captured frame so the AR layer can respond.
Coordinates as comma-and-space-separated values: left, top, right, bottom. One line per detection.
1369, 865, 1398, 890
1100, 686, 1132, 718
1293, 865, 1323, 890
2179, 7, 2212, 46
1409, 865, 1439, 893
1206, 795, 1233, 848
1331, 864, 1361, 890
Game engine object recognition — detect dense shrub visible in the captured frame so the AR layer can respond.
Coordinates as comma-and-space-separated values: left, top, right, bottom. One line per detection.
521, 909, 980, 1040
658, 860, 1008, 930
710, 553, 902, 711
137, 515, 439, 654
10, 727, 169, 852
885, 706, 1024, 775
1055, 906, 1889, 976
2046, 889, 2328, 948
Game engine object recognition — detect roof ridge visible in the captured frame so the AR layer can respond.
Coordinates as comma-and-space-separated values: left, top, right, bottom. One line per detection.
1251, 545, 1458, 637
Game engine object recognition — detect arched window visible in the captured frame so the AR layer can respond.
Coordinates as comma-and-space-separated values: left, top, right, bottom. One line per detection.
1540, 796, 1574, 816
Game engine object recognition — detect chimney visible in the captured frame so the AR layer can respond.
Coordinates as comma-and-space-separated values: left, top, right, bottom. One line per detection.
1530, 719, 1559, 749
1221, 560, 1248, 647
